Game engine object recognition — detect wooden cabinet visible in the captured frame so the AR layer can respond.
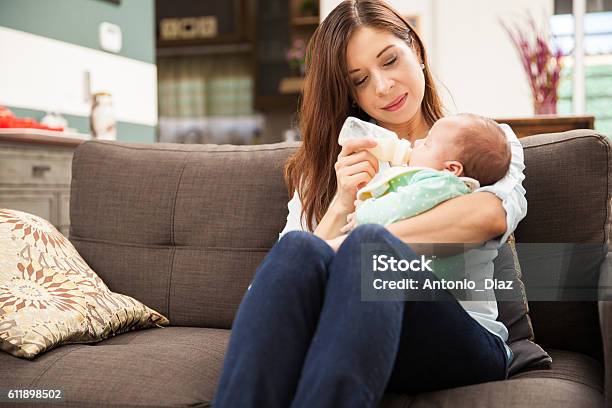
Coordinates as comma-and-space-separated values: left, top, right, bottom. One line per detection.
0, 131, 87, 238
495, 115, 596, 138
156, 0, 248, 47
254, 0, 319, 111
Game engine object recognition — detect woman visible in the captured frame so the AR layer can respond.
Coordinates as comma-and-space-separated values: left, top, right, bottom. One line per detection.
213, 1, 527, 407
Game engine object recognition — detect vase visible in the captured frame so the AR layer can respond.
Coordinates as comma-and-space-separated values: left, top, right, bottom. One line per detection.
91, 92, 117, 140
534, 96, 558, 115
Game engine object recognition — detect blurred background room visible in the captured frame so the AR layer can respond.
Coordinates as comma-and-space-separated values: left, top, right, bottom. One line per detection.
0, 0, 610, 145
3, 0, 611, 232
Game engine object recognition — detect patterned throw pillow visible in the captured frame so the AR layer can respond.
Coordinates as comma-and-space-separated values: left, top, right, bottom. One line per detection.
0, 209, 169, 359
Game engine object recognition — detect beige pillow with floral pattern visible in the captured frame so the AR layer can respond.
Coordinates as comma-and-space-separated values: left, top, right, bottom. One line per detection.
0, 209, 169, 359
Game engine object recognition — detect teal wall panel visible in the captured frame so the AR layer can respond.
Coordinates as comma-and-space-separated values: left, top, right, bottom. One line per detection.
0, 0, 155, 63
0, 0, 157, 142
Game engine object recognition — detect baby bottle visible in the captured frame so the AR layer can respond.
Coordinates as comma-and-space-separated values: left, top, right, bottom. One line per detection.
338, 116, 412, 165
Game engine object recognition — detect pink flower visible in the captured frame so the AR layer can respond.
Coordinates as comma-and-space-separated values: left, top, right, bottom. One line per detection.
500, 12, 565, 114
286, 38, 308, 72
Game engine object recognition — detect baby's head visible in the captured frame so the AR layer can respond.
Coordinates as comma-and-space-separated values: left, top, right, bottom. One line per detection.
409, 113, 511, 186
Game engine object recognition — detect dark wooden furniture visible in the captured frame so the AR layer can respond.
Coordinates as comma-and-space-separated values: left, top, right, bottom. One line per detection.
495, 115, 595, 138
253, 0, 319, 111
154, 0, 318, 114
156, 0, 247, 47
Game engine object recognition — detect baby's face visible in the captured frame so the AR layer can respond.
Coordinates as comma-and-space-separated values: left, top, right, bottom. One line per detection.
408, 116, 462, 169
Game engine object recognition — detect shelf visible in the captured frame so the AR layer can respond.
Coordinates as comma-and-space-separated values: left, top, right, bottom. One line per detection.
493, 115, 595, 138
291, 16, 319, 26
0, 128, 91, 147
279, 77, 304, 94
253, 0, 318, 111
157, 43, 253, 57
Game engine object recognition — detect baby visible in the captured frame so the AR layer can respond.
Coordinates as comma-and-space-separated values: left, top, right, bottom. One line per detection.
341, 113, 511, 233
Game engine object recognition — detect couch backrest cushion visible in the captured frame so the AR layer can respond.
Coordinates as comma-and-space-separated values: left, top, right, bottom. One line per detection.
494, 237, 552, 376
70, 141, 299, 329
515, 130, 611, 361
71, 130, 612, 358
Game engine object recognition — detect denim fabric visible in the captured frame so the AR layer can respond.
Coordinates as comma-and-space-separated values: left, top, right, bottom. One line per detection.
213, 224, 507, 408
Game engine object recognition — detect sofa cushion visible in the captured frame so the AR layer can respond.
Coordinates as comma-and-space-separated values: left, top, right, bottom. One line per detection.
68, 131, 611, 362
516, 130, 611, 244
515, 130, 611, 362
0, 209, 168, 359
0, 326, 229, 406
509, 349, 603, 393
1, 327, 599, 408
69, 141, 298, 330
379, 350, 602, 408
379, 378, 602, 408
494, 236, 552, 375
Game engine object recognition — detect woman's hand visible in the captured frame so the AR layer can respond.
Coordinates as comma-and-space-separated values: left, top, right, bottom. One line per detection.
333, 139, 379, 214
313, 141, 377, 241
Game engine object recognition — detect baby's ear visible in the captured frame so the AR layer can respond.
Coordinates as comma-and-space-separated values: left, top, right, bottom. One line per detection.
444, 161, 464, 177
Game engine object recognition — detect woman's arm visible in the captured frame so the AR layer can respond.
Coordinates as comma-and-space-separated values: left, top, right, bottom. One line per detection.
325, 192, 503, 253
387, 123, 527, 247
355, 170, 470, 227
313, 194, 351, 240
386, 191, 506, 244
314, 138, 381, 240
278, 190, 353, 241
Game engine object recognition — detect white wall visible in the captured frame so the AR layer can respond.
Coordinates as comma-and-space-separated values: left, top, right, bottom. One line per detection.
0, 26, 157, 126
322, 0, 435, 53
320, 0, 554, 117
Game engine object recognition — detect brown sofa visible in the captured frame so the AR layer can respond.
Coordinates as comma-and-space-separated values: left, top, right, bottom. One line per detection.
1, 129, 611, 407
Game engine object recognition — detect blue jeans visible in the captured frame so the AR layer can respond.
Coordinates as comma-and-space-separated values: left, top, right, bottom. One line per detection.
212, 224, 508, 408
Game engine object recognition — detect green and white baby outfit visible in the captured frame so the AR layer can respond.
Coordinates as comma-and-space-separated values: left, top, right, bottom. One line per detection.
355, 166, 480, 227
355, 166, 481, 283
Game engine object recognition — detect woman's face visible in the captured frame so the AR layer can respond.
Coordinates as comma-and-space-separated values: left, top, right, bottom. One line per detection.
346, 26, 425, 126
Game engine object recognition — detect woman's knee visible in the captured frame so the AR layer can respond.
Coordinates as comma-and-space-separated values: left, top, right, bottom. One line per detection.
277, 231, 335, 261
349, 224, 405, 243
258, 231, 334, 284
344, 224, 415, 256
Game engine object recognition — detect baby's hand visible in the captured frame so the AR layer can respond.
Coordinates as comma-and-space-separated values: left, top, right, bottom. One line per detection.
340, 200, 363, 234
340, 211, 356, 234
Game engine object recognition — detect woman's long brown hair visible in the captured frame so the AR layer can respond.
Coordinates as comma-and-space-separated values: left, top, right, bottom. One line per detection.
284, 0, 444, 231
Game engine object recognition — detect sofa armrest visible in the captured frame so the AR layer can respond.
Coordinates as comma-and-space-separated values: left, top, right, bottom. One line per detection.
598, 251, 612, 407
